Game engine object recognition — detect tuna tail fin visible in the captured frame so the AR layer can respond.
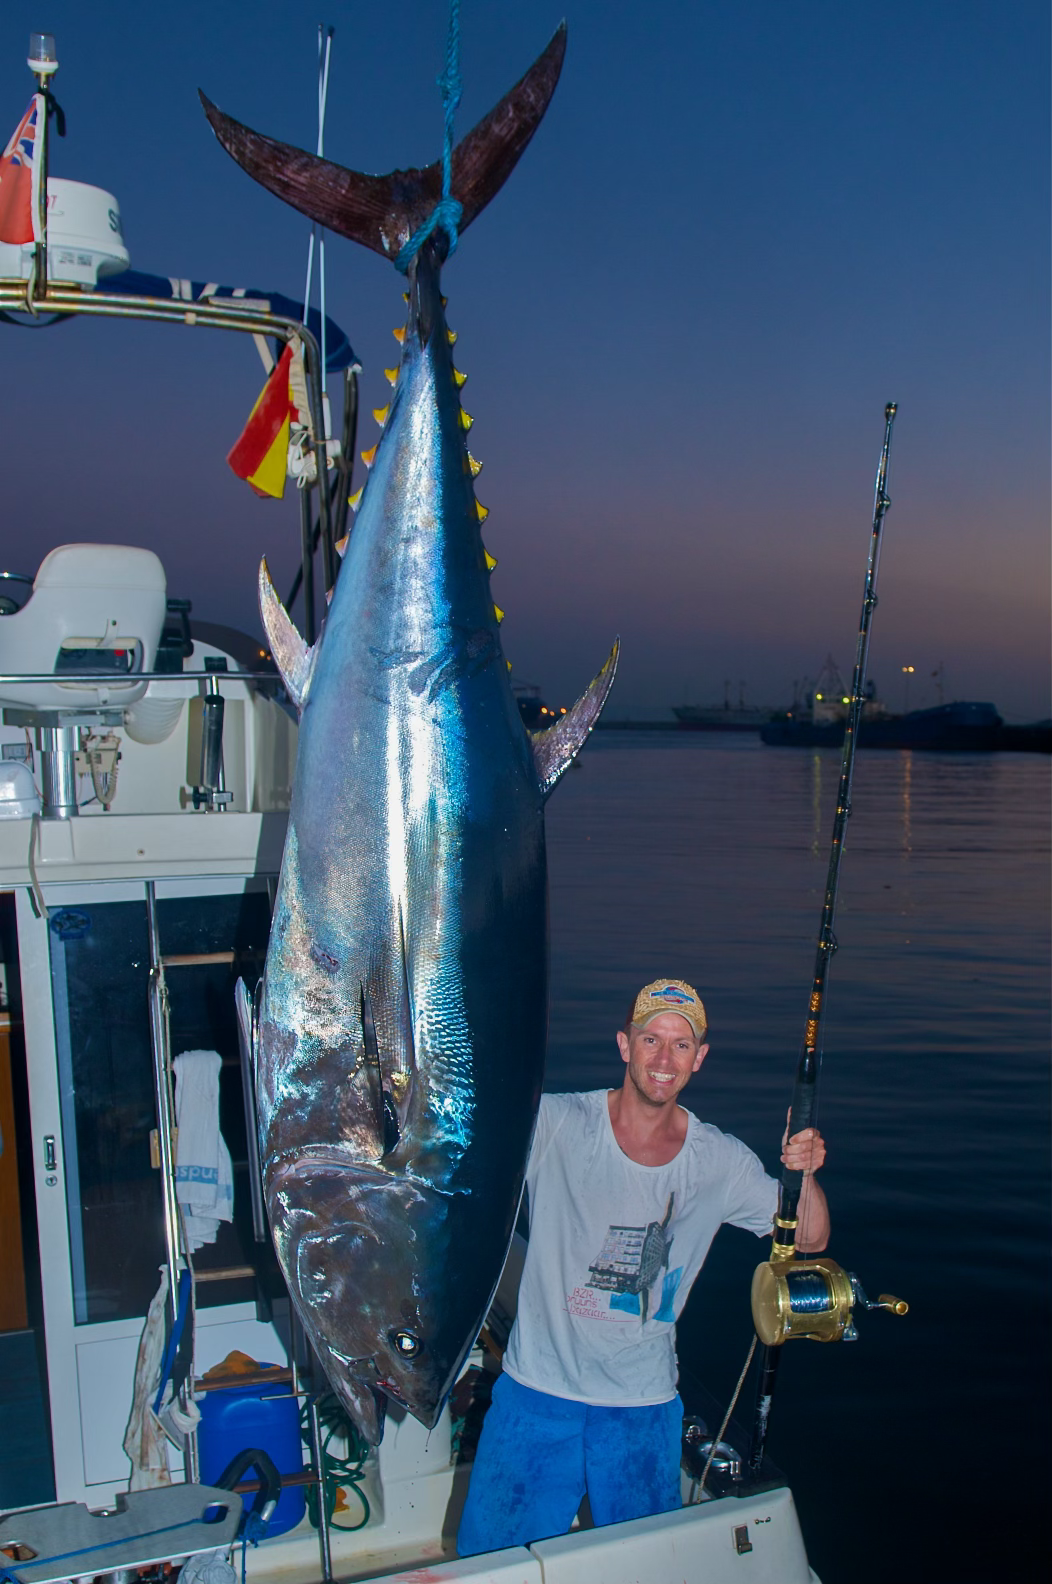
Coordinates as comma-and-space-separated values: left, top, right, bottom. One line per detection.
199, 23, 567, 264
530, 638, 620, 799
259, 556, 317, 713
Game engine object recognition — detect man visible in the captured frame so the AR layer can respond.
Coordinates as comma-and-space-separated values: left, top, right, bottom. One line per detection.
457, 977, 828, 1556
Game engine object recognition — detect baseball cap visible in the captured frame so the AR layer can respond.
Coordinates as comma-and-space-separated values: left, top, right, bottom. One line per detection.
630, 978, 707, 1040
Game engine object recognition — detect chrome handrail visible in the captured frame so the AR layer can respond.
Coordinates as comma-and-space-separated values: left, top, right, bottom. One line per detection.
0, 278, 335, 635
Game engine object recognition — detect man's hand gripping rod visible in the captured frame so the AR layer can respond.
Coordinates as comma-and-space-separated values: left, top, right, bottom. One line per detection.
747, 405, 908, 1477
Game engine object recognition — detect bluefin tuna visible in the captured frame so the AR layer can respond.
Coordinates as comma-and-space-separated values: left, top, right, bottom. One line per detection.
207, 25, 617, 1444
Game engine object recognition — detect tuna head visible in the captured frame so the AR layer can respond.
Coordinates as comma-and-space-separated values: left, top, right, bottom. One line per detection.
268, 1155, 470, 1444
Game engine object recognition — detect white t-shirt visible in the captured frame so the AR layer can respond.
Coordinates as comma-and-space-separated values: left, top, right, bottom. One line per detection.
502, 1090, 778, 1407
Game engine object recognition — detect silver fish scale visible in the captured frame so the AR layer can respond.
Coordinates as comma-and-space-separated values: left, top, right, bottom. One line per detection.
257, 261, 547, 1440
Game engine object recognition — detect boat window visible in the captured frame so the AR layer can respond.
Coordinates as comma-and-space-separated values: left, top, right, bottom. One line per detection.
49, 890, 276, 1324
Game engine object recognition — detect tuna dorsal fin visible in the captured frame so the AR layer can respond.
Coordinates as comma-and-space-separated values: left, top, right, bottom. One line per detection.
530, 639, 620, 799
199, 24, 567, 264
259, 556, 317, 712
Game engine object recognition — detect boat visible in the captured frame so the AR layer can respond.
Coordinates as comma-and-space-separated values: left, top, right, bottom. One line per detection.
0, 35, 823, 1584
512, 681, 567, 732
757, 654, 1021, 751
672, 681, 776, 732
762, 698, 1005, 750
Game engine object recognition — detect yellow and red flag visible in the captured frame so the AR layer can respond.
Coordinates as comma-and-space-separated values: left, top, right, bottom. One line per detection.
0, 96, 45, 246
227, 342, 296, 499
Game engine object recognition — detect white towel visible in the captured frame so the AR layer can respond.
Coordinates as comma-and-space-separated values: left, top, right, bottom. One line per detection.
123, 1266, 172, 1488
173, 1050, 234, 1253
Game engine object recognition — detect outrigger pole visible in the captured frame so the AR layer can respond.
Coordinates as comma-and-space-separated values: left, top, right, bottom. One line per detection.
747, 403, 908, 1475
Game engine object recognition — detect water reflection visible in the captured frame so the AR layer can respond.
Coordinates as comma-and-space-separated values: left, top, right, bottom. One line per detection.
548, 733, 1050, 1584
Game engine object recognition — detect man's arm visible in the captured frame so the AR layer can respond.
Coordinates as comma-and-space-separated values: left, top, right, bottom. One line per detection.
781, 1124, 830, 1253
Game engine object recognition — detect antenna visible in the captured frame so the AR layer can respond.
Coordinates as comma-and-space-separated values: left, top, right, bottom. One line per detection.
303, 25, 335, 431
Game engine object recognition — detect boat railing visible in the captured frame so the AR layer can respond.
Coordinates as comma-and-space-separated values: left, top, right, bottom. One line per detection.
0, 278, 338, 643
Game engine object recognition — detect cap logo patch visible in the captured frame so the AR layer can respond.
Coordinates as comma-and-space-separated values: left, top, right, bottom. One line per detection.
656, 985, 695, 1005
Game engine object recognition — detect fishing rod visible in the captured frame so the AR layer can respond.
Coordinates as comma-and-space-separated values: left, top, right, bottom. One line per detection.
747, 403, 908, 1476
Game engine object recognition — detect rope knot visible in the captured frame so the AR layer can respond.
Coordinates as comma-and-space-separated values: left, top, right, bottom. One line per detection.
395, 0, 462, 273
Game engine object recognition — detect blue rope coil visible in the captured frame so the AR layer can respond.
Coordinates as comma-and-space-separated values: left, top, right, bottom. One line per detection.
395, 0, 463, 272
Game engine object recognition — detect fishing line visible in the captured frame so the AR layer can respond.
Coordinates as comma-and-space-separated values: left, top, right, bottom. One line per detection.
395, 0, 464, 271
693, 1334, 757, 1501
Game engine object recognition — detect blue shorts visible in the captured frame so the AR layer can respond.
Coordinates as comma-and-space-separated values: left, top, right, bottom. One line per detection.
456, 1373, 683, 1557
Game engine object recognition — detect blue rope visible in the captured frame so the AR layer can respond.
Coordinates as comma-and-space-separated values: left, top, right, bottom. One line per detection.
0, 1517, 207, 1584
240, 1508, 269, 1584
395, 0, 463, 271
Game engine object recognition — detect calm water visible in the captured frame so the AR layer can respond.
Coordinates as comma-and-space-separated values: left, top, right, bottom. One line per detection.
543, 734, 1050, 1584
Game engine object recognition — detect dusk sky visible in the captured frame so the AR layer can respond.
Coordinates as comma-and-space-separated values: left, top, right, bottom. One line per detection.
1, 1, 1048, 720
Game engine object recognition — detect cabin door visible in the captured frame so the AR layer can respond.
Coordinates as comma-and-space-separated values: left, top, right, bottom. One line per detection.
16, 875, 286, 1507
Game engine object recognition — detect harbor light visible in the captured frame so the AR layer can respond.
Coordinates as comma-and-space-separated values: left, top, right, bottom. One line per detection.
28, 32, 58, 77
901, 664, 915, 711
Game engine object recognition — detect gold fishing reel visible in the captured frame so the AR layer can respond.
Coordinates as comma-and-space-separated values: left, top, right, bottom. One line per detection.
751, 1252, 908, 1347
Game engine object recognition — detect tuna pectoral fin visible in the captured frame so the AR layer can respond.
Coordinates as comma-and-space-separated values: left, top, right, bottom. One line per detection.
259, 556, 317, 712
199, 24, 566, 264
531, 639, 620, 799
361, 985, 403, 1157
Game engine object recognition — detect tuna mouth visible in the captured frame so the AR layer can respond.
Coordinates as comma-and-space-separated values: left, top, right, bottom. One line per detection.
375, 1376, 409, 1406
269, 1149, 392, 1189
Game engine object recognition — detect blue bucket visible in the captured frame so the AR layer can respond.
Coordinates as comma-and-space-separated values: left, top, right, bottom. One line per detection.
197, 1368, 306, 1538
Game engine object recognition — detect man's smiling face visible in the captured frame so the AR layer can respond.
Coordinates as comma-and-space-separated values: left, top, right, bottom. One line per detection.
616, 1011, 708, 1107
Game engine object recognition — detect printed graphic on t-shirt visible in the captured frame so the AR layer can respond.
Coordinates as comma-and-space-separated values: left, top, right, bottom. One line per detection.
565, 1193, 684, 1324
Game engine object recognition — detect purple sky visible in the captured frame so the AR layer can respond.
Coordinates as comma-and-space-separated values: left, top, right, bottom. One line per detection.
2, 1, 1048, 720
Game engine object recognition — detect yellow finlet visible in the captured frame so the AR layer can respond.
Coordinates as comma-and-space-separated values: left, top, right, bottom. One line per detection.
506, 659, 513, 672
325, 586, 334, 606
402, 291, 410, 303
384, 366, 398, 386
494, 604, 505, 624
453, 368, 467, 388
459, 408, 474, 433
447, 328, 457, 346
348, 486, 364, 512
361, 444, 378, 468
476, 500, 489, 524
373, 404, 390, 427
485, 550, 498, 571
335, 534, 349, 557
393, 326, 406, 344
468, 452, 483, 477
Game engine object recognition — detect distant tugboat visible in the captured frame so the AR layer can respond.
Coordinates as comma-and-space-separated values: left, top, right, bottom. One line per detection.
761, 656, 1011, 750
512, 680, 567, 731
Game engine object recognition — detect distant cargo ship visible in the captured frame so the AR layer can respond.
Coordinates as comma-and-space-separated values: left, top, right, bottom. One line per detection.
672, 680, 777, 732
672, 703, 774, 731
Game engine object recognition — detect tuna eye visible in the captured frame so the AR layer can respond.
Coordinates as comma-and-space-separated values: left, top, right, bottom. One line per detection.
390, 1329, 422, 1359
